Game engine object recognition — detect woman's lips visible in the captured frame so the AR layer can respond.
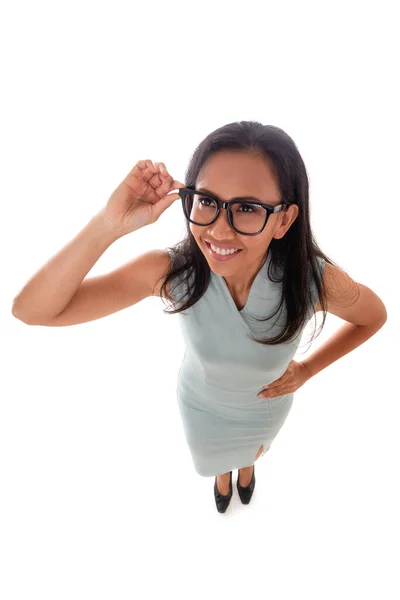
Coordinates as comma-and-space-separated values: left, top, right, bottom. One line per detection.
205, 241, 243, 261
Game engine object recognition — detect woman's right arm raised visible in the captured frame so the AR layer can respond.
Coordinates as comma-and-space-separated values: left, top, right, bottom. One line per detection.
11, 159, 185, 326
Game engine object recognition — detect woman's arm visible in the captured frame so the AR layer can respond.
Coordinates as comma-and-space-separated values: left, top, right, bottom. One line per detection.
305, 263, 387, 377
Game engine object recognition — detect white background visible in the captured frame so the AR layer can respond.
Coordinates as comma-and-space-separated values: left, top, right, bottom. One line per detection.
2, 1, 399, 598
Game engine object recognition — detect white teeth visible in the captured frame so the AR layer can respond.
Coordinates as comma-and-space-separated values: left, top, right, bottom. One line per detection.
210, 243, 239, 256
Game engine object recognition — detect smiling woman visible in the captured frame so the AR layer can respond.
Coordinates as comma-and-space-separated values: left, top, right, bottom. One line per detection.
13, 120, 387, 514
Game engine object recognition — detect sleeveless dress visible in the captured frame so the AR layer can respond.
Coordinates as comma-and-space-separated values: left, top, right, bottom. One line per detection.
165, 247, 325, 477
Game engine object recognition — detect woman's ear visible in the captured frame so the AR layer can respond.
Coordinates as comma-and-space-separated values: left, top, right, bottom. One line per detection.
273, 204, 299, 239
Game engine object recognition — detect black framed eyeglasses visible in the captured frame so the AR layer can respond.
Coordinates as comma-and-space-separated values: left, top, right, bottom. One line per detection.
178, 187, 288, 236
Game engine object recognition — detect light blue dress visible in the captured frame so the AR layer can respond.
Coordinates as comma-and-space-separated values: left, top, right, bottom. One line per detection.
166, 247, 325, 477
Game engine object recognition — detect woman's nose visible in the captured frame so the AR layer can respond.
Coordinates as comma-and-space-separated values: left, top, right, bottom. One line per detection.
208, 207, 235, 236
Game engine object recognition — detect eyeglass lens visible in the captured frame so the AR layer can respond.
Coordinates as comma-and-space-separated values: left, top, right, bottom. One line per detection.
183, 191, 267, 234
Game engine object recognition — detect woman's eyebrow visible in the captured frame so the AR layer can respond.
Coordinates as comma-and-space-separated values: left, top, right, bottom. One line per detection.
197, 187, 264, 203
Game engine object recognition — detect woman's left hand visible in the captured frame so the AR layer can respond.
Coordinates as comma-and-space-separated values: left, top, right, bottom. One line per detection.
257, 360, 312, 399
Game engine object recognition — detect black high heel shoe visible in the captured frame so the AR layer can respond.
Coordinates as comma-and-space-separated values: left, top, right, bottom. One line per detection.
214, 471, 233, 513
237, 465, 256, 504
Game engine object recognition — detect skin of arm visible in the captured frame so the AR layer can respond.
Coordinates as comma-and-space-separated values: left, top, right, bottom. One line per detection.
302, 262, 387, 378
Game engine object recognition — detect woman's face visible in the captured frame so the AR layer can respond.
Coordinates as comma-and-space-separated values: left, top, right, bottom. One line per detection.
191, 150, 297, 279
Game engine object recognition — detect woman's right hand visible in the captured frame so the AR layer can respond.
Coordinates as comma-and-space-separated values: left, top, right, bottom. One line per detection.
101, 159, 186, 235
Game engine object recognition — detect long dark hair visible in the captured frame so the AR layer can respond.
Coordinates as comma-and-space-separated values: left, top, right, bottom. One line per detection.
159, 121, 355, 347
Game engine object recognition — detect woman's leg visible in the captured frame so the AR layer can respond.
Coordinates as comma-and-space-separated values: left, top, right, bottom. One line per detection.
238, 444, 264, 486
216, 471, 231, 494
216, 444, 264, 492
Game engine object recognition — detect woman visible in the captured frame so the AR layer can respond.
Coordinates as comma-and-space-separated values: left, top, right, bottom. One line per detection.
12, 121, 387, 514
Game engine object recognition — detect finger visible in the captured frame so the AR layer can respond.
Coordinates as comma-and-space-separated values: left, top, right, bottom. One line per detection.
265, 374, 288, 390
148, 163, 165, 188
260, 389, 287, 398
152, 179, 175, 201
258, 390, 279, 398
157, 164, 184, 189
158, 168, 174, 186
132, 160, 158, 182
172, 180, 186, 189
261, 382, 277, 391
154, 162, 171, 180
158, 162, 176, 178
153, 161, 165, 173
146, 172, 162, 191
153, 162, 173, 185
160, 169, 180, 192
144, 159, 157, 169
157, 170, 182, 196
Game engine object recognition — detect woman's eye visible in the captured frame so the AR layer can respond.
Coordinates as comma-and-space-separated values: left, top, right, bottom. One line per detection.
239, 203, 255, 212
198, 197, 213, 206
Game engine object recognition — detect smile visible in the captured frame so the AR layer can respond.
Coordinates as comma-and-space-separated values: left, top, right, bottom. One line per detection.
205, 241, 243, 261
